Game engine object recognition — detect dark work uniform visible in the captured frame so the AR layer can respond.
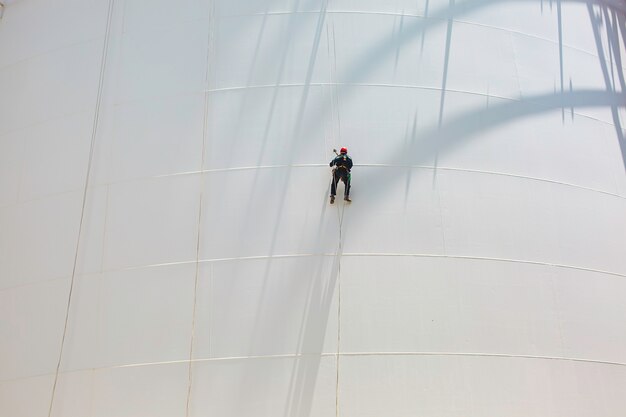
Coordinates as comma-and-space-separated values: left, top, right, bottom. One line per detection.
329, 154, 353, 197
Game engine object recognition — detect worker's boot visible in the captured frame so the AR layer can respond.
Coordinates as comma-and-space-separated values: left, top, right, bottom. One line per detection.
330, 195, 335, 204
344, 195, 351, 202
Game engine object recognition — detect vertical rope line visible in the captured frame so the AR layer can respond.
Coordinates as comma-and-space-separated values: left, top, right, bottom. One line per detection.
334, 230, 342, 417
185, 2, 215, 416
334, 200, 346, 417
47, 1, 115, 416
324, 17, 334, 180
329, 16, 344, 417
331, 22, 342, 142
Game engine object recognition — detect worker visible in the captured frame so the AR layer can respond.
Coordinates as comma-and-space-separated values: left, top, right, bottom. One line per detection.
329, 147, 352, 204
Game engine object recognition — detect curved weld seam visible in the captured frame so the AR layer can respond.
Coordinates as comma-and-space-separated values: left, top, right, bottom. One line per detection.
1, 161, 625, 204
101, 252, 626, 279
4, 350, 625, 385
221, 9, 626, 65
37, 351, 626, 376
154, 163, 626, 200
207, 82, 515, 100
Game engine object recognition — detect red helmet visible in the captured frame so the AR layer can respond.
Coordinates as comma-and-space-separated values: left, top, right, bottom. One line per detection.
340, 147, 348, 154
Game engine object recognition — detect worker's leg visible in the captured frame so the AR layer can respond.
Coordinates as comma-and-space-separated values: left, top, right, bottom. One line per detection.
343, 172, 351, 197
330, 171, 339, 196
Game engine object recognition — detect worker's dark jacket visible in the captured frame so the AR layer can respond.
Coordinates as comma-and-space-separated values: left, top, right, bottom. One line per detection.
330, 155, 353, 171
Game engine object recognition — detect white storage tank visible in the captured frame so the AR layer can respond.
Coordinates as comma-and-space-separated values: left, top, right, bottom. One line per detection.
1, 0, 625, 416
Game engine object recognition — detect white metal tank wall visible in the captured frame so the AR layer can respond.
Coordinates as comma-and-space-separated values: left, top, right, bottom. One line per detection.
1, 0, 626, 416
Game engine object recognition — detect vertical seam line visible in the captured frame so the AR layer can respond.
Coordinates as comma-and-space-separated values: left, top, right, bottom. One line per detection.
47, 1, 115, 416
185, 2, 214, 416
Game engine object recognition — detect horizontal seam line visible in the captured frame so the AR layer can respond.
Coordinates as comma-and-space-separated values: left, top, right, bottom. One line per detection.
73, 87, 625, 128
385, 165, 626, 199
206, 83, 515, 100
149, 164, 626, 200
220, 10, 624, 66
454, 19, 623, 61
4, 352, 624, 382
111, 352, 626, 368
3, 159, 623, 207
8, 252, 621, 294
341, 352, 626, 367
205, 83, 624, 126
96, 253, 626, 278
6, 85, 612, 130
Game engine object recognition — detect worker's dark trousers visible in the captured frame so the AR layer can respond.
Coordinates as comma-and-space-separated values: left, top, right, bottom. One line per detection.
331, 169, 351, 197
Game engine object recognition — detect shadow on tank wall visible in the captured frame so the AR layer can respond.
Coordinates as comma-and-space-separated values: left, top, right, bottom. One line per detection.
215, 1, 626, 417
1, 0, 624, 416
321, 0, 626, 172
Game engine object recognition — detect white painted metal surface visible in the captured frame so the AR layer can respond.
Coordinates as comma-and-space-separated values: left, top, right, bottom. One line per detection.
1, 1, 626, 416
